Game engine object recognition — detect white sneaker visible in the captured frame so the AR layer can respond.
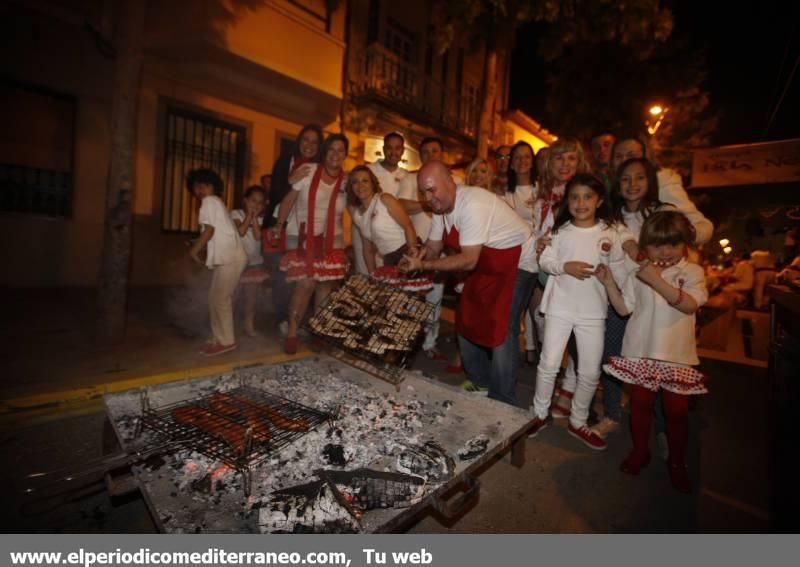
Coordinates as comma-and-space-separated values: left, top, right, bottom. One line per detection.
590, 416, 620, 439
656, 432, 669, 461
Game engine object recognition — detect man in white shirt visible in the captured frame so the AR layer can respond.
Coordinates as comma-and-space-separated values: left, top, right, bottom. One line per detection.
352, 132, 409, 275
400, 161, 537, 405
396, 137, 455, 359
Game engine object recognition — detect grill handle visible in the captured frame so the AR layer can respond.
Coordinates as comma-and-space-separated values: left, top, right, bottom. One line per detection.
430, 476, 480, 521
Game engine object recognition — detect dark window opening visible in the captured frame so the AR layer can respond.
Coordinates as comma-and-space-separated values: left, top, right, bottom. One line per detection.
0, 81, 75, 217
161, 107, 246, 233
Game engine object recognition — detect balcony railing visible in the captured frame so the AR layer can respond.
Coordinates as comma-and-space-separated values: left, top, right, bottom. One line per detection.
352, 44, 479, 139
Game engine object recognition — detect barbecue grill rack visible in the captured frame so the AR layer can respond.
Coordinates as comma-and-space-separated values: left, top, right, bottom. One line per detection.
305, 275, 437, 386
136, 385, 332, 494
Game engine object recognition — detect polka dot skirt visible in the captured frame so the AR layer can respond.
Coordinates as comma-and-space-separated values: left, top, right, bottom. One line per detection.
604, 356, 708, 396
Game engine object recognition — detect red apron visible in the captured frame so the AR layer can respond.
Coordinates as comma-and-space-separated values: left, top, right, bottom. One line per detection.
443, 224, 521, 348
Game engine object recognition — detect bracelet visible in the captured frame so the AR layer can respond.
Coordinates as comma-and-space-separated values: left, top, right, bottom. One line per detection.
668, 288, 683, 306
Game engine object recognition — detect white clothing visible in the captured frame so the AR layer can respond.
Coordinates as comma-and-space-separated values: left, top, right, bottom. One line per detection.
428, 186, 537, 272
367, 161, 407, 197
289, 172, 346, 244
619, 258, 707, 366
351, 195, 407, 256
503, 184, 537, 225
657, 168, 714, 244
208, 245, 248, 346
532, 313, 605, 429
352, 162, 408, 273
198, 195, 243, 269
230, 209, 264, 266
538, 221, 630, 319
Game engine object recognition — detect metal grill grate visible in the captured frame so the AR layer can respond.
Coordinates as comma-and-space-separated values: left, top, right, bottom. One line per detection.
306, 275, 437, 385
137, 386, 331, 493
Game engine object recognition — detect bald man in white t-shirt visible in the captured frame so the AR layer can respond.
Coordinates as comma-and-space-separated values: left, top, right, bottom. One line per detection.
401, 161, 537, 405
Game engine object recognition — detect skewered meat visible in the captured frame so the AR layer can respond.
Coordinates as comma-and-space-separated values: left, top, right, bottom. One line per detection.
207, 393, 272, 443
172, 405, 249, 455
219, 392, 311, 432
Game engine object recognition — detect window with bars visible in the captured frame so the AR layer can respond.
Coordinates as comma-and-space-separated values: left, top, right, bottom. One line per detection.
0, 81, 75, 217
161, 108, 246, 233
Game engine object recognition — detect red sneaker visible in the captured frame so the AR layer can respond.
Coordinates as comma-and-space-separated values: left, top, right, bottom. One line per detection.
445, 363, 464, 374
620, 452, 651, 475
527, 416, 551, 439
201, 343, 237, 357
568, 423, 608, 451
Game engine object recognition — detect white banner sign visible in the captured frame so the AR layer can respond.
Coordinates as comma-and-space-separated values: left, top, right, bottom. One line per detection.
692, 138, 800, 187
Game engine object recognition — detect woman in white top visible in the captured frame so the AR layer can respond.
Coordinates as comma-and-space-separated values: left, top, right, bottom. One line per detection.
272, 134, 349, 354
531, 139, 592, 413
505, 142, 539, 362
231, 185, 268, 337
597, 211, 709, 493
346, 165, 431, 292
610, 135, 714, 244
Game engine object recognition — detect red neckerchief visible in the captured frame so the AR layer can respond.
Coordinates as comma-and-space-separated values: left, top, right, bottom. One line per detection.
539, 182, 565, 227
305, 165, 343, 270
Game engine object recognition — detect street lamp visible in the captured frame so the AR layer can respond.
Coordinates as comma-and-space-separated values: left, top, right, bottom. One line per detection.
646, 104, 668, 135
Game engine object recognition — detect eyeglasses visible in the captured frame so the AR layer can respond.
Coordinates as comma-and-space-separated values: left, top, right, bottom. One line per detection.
495, 155, 511, 161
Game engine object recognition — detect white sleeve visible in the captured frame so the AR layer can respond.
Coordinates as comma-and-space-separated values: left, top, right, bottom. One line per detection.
457, 197, 493, 246
622, 274, 637, 313
657, 168, 714, 244
292, 174, 311, 193
538, 233, 564, 275
681, 264, 709, 307
428, 214, 444, 242
609, 228, 630, 288
230, 209, 245, 223
199, 197, 222, 228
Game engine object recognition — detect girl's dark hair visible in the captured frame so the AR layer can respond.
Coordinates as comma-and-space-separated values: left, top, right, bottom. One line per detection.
244, 184, 267, 200
552, 173, 614, 233
322, 133, 350, 158
611, 157, 662, 224
345, 165, 382, 208
186, 168, 224, 195
507, 141, 536, 194
639, 210, 696, 249
294, 124, 324, 162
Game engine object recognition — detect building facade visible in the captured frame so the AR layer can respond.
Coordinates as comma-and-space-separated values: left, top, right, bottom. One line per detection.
0, 0, 554, 289
1, 0, 346, 287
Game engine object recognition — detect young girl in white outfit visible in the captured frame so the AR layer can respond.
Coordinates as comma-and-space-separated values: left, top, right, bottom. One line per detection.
528, 173, 630, 450
597, 210, 708, 493
187, 169, 248, 356
231, 185, 269, 337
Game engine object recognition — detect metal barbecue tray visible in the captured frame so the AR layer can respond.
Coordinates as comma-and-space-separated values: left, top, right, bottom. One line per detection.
102, 356, 534, 533
305, 274, 438, 387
